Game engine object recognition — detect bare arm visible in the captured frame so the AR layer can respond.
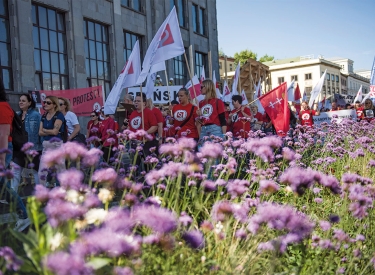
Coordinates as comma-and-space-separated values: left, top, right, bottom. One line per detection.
147, 125, 158, 134
0, 124, 10, 167
68, 124, 81, 141
40, 119, 62, 136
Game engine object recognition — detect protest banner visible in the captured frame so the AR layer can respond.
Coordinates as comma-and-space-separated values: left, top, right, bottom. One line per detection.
313, 109, 357, 126
40, 86, 104, 116
128, 85, 182, 104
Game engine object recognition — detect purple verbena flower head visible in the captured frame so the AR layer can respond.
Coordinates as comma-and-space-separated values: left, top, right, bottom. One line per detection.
45, 251, 93, 275
259, 180, 280, 195
82, 148, 103, 167
199, 142, 223, 159
182, 230, 205, 250
0, 246, 23, 271
211, 201, 233, 222
92, 168, 118, 186
57, 169, 84, 190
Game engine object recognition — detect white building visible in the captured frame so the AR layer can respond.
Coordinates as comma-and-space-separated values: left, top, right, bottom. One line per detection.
263, 55, 370, 102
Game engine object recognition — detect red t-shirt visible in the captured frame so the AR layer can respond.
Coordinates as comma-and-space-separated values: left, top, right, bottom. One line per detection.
172, 103, 199, 138
299, 110, 316, 127
87, 121, 101, 137
129, 108, 157, 139
356, 107, 364, 120
150, 107, 164, 124
99, 117, 118, 147
199, 98, 225, 126
230, 107, 252, 138
0, 102, 14, 142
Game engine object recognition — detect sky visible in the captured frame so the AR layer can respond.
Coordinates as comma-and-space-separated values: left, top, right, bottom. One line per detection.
217, 0, 375, 71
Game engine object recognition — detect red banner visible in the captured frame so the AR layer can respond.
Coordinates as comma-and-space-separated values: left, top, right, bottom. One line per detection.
40, 86, 104, 117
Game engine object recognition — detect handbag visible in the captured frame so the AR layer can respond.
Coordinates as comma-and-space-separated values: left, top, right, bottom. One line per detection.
72, 132, 86, 145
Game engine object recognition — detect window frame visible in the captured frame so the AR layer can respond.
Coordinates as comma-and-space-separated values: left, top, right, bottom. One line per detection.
123, 30, 142, 63
192, 3, 206, 36
195, 51, 207, 79
170, 0, 186, 28
173, 49, 188, 85
305, 73, 312, 80
0, 0, 13, 90
84, 19, 111, 97
291, 75, 298, 81
120, 0, 143, 13
32, 3, 69, 91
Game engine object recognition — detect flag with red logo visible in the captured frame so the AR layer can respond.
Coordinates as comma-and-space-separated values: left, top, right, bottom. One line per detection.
137, 7, 184, 84
353, 85, 363, 103
185, 75, 201, 99
253, 79, 265, 113
222, 80, 232, 103
200, 66, 206, 83
104, 40, 140, 115
259, 82, 290, 136
294, 83, 301, 114
232, 63, 241, 95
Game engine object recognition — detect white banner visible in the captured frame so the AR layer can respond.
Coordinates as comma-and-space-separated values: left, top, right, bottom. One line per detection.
313, 109, 357, 126
128, 85, 182, 104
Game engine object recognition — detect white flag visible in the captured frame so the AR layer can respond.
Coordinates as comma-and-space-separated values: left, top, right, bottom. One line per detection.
241, 90, 248, 105
253, 80, 265, 113
145, 61, 166, 99
200, 65, 206, 83
137, 7, 184, 84
222, 80, 232, 103
353, 85, 363, 103
104, 40, 140, 115
212, 70, 222, 99
309, 69, 327, 108
231, 63, 241, 95
287, 80, 295, 101
362, 92, 371, 103
185, 75, 201, 100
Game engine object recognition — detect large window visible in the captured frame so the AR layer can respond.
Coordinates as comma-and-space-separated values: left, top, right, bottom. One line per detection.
278, 77, 284, 84
121, 0, 142, 12
305, 73, 312, 80
173, 50, 188, 85
170, 0, 186, 28
32, 4, 68, 90
291, 75, 298, 81
326, 73, 330, 81
124, 31, 141, 62
195, 51, 206, 78
84, 19, 110, 96
192, 4, 205, 35
0, 0, 12, 90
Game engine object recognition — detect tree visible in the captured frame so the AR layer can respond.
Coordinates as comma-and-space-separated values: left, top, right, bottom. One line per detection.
259, 54, 274, 63
233, 49, 257, 66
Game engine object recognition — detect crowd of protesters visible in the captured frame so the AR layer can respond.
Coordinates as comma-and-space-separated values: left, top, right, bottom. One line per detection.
1, 76, 374, 231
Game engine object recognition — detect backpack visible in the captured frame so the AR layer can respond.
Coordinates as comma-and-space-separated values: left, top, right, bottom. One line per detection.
11, 110, 28, 151
41, 111, 68, 142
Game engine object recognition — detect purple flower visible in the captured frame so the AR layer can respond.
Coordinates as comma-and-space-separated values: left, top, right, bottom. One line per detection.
259, 180, 280, 194
202, 180, 217, 192
113, 267, 134, 275
226, 179, 249, 198
34, 184, 50, 203
179, 212, 193, 226
199, 142, 223, 159
92, 168, 118, 185
132, 205, 177, 234
21, 142, 34, 152
235, 228, 247, 239
319, 221, 331, 231
0, 246, 23, 271
314, 198, 323, 203
82, 148, 103, 167
329, 214, 340, 224
182, 230, 205, 249
57, 169, 84, 190
211, 201, 233, 222
45, 251, 92, 275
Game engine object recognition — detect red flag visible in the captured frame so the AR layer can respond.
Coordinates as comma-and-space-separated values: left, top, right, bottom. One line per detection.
259, 82, 290, 136
185, 75, 201, 99
294, 83, 301, 101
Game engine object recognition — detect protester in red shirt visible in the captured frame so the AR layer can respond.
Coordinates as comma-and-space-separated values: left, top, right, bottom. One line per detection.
228, 95, 252, 138
250, 105, 263, 131
172, 87, 199, 140
363, 99, 375, 122
298, 101, 320, 127
197, 79, 226, 140
128, 92, 158, 167
147, 98, 164, 145
161, 107, 175, 138
86, 111, 102, 148
354, 101, 364, 121
330, 101, 341, 111
99, 112, 118, 162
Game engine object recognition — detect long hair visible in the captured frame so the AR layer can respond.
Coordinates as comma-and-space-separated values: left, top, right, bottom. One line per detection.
58, 97, 71, 112
301, 101, 310, 110
0, 76, 7, 102
46, 96, 60, 112
364, 99, 374, 110
202, 79, 217, 99
20, 93, 36, 110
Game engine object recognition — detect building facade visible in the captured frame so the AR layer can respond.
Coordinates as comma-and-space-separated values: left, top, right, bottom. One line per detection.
263, 55, 370, 102
218, 55, 235, 82
1, 0, 219, 108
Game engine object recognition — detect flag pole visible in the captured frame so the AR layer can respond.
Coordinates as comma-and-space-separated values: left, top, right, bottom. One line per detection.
139, 85, 145, 131
184, 52, 199, 109
164, 69, 172, 107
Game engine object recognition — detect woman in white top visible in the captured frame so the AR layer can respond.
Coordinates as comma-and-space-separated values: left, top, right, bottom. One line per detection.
58, 97, 80, 141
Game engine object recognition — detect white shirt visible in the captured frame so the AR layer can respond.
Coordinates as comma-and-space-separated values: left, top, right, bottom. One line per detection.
64, 111, 79, 134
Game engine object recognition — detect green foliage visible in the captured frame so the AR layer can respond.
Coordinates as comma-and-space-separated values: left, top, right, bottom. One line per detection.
233, 49, 257, 66
259, 54, 274, 63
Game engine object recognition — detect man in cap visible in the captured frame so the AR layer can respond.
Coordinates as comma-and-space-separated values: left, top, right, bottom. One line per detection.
155, 75, 163, 86
168, 78, 174, 86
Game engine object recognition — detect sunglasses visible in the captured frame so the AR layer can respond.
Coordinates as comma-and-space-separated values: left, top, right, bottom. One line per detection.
201, 86, 205, 89
43, 101, 52, 105
59, 103, 65, 106
91, 115, 97, 117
